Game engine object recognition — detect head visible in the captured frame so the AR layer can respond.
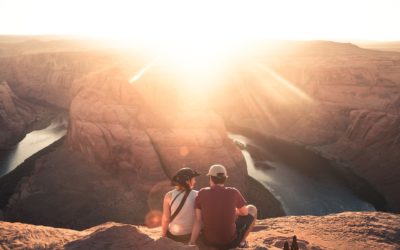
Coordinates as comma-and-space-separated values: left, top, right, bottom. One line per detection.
171, 167, 200, 190
207, 164, 228, 186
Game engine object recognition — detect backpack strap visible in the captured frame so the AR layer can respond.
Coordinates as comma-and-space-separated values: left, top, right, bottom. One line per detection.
169, 190, 184, 209
170, 190, 191, 223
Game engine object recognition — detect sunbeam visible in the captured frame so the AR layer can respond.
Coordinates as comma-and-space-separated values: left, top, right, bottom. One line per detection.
254, 63, 314, 103
129, 57, 160, 83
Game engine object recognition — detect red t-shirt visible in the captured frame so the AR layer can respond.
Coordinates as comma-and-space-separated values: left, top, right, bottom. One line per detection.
195, 185, 247, 246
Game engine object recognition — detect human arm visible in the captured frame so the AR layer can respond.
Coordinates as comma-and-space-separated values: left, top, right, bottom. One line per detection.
235, 189, 248, 216
188, 208, 202, 245
161, 192, 172, 237
236, 205, 249, 216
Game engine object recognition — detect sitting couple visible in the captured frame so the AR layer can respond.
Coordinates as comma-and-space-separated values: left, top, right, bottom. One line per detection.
161, 164, 258, 249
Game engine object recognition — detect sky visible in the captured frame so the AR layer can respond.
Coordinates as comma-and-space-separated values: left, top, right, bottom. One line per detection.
0, 0, 399, 42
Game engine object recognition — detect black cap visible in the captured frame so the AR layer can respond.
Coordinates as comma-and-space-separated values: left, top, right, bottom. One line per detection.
171, 168, 200, 186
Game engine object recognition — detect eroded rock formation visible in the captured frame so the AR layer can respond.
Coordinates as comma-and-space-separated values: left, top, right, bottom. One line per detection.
2, 67, 282, 229
64, 69, 251, 223
217, 42, 400, 211
1, 212, 399, 250
0, 52, 116, 108
0, 81, 53, 147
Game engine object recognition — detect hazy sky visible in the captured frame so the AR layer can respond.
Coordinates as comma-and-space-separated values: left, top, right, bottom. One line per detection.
0, 0, 399, 41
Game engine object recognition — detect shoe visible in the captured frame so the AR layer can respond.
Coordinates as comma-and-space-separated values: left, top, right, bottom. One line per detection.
239, 240, 249, 248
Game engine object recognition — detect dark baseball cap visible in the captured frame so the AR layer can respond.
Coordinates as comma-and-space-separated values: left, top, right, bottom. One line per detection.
171, 167, 201, 186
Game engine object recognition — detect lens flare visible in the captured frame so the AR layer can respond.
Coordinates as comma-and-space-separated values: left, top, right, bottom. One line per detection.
145, 210, 162, 228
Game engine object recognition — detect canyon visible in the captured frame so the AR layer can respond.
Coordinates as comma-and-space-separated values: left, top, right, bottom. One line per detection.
0, 38, 399, 249
1, 212, 399, 249
214, 41, 400, 211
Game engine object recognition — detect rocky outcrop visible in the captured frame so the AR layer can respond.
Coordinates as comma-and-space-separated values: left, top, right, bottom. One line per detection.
0, 221, 195, 250
0, 81, 54, 147
64, 69, 251, 224
3, 40, 397, 231
217, 42, 400, 212
1, 212, 399, 250
0, 81, 33, 146
1, 133, 280, 230
0, 38, 103, 57
67, 70, 247, 188
0, 52, 115, 108
0, 48, 115, 148
3, 144, 156, 230
247, 211, 400, 250
1, 68, 282, 230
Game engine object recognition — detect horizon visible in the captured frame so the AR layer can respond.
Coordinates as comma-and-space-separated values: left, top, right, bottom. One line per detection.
1, 0, 399, 44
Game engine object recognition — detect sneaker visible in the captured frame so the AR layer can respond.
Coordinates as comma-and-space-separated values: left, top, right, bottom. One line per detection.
238, 241, 249, 248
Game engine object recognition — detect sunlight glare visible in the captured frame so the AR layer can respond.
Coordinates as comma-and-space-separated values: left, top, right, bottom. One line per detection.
255, 63, 314, 103
130, 57, 160, 83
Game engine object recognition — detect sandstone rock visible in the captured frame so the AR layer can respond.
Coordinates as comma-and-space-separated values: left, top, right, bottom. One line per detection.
66, 69, 248, 208
0, 221, 84, 249
0, 221, 196, 250
0, 81, 32, 146
217, 43, 400, 212
1, 66, 279, 230
4, 40, 397, 231
64, 222, 196, 250
248, 211, 400, 250
1, 212, 399, 250
3, 145, 152, 230
0, 81, 45, 147
0, 52, 115, 108
2, 141, 282, 230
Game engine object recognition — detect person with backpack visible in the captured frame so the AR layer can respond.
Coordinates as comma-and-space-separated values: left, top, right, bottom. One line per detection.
189, 164, 257, 249
161, 167, 200, 243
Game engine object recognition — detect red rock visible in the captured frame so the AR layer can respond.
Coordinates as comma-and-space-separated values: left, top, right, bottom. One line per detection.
66, 70, 248, 219
218, 43, 400, 211
1, 212, 399, 250
0, 81, 50, 147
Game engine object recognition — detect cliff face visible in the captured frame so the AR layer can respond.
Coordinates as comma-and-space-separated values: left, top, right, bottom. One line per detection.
67, 69, 246, 187
0, 81, 53, 147
65, 69, 248, 220
0, 49, 282, 229
0, 52, 115, 108
0, 81, 33, 146
217, 42, 400, 211
1, 212, 399, 250
1, 40, 398, 230
2, 67, 267, 229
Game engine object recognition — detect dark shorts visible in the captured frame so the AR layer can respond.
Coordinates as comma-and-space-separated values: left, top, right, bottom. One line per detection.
204, 214, 255, 250
231, 214, 255, 247
166, 230, 191, 243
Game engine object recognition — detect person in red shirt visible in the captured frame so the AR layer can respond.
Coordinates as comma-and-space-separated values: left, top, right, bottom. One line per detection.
189, 164, 257, 249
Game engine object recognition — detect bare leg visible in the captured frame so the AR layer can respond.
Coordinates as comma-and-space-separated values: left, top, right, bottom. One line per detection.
241, 204, 257, 244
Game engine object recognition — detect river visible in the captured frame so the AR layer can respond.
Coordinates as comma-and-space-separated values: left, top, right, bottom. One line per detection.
0, 115, 68, 177
0, 116, 377, 215
229, 133, 376, 216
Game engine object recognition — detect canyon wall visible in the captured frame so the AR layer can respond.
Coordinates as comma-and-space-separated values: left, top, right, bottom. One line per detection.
1, 40, 398, 229
0, 81, 54, 147
65, 69, 249, 219
0, 46, 281, 228
2, 66, 281, 229
0, 51, 117, 108
217, 42, 400, 211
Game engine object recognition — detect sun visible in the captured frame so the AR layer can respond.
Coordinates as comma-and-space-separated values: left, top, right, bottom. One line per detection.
127, 21, 248, 99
